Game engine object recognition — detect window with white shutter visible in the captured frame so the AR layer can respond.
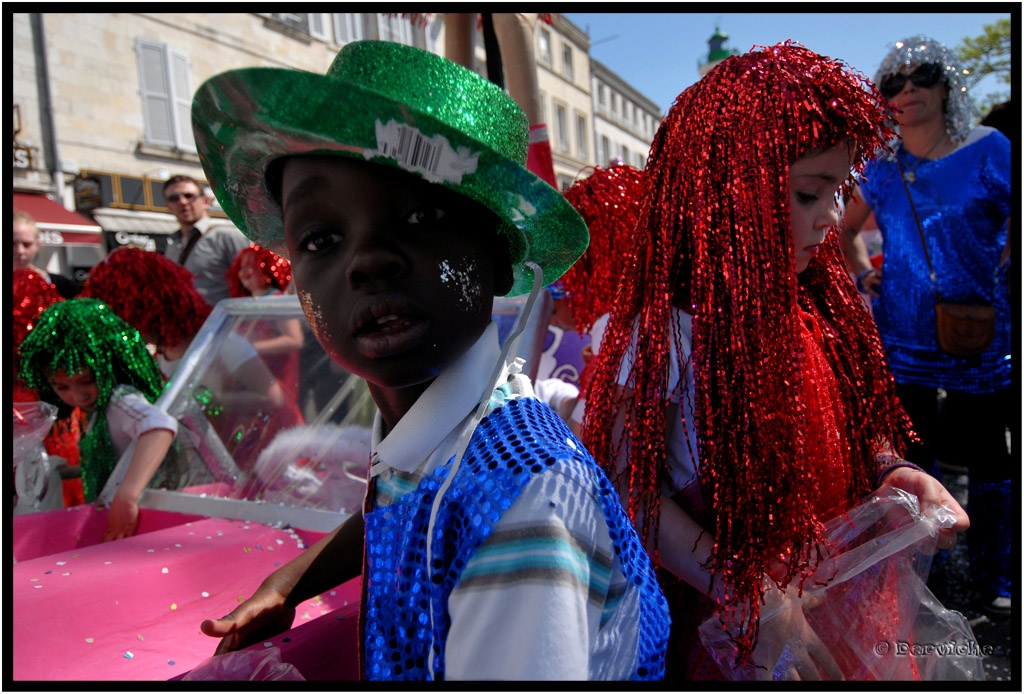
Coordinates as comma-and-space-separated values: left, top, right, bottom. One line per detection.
537, 27, 552, 66
169, 48, 194, 151
333, 13, 364, 44
575, 113, 587, 159
376, 13, 413, 45
555, 104, 568, 153
308, 13, 327, 40
136, 39, 194, 151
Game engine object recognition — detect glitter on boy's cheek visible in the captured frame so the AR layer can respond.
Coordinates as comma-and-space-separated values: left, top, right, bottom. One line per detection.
298, 289, 333, 347
438, 257, 482, 312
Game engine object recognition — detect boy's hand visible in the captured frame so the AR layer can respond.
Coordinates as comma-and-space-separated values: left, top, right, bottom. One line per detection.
103, 492, 140, 542
878, 466, 969, 550
200, 586, 296, 655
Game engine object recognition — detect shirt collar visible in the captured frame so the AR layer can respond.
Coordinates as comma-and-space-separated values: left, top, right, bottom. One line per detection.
371, 321, 500, 475
191, 215, 216, 235
178, 215, 215, 237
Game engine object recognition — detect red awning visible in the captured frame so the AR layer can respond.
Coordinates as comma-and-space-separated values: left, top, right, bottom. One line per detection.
13, 192, 103, 245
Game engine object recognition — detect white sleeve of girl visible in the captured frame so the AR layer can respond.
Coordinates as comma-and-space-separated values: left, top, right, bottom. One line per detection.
106, 385, 178, 458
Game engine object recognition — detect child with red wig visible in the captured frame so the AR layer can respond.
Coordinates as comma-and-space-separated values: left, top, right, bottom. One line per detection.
582, 43, 969, 680
556, 163, 645, 436
226, 244, 305, 408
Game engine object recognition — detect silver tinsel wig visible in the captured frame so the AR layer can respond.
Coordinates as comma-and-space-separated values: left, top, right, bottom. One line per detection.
874, 34, 973, 145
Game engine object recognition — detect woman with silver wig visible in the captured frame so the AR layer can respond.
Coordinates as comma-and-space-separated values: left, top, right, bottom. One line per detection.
840, 35, 1012, 618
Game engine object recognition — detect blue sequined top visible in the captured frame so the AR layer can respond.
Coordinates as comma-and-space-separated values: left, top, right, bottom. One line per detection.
860, 128, 1012, 393
362, 397, 670, 681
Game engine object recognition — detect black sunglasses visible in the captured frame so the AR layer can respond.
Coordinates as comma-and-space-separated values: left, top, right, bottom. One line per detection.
879, 63, 945, 99
166, 192, 200, 203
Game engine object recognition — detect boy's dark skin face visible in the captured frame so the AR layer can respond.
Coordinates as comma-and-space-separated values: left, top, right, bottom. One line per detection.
281, 155, 513, 433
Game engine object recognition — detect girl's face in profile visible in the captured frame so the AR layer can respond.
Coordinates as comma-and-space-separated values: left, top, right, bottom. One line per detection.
788, 144, 854, 273
48, 368, 99, 412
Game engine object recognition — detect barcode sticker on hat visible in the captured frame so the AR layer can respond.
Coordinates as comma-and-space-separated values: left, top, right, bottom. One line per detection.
370, 120, 480, 185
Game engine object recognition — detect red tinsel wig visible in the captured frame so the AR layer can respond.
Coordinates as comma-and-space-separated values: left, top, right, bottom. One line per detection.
14, 268, 64, 399
225, 243, 292, 298
14, 268, 63, 352
582, 43, 913, 658
82, 248, 212, 349
561, 164, 645, 334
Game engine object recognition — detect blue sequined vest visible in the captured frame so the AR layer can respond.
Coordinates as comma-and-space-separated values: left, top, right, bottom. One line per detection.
361, 397, 669, 680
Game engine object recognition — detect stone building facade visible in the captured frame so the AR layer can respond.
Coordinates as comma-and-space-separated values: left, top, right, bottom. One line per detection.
12, 12, 661, 278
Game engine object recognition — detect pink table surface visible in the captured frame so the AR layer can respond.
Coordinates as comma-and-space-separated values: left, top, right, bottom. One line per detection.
13, 504, 209, 563
12, 514, 358, 681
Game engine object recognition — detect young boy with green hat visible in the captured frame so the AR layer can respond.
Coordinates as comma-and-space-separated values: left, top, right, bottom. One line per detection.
191, 40, 669, 681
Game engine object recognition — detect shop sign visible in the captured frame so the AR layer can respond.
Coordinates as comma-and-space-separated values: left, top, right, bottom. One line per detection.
39, 230, 65, 245
113, 231, 158, 252
13, 145, 33, 169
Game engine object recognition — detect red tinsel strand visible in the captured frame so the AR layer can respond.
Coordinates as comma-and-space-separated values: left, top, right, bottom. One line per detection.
226, 243, 293, 298
582, 43, 912, 663
562, 164, 644, 335
82, 248, 212, 349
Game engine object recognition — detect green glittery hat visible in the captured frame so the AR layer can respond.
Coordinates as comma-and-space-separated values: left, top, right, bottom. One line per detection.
191, 40, 588, 297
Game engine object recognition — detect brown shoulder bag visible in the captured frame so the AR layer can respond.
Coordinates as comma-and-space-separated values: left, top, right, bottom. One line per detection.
895, 154, 998, 358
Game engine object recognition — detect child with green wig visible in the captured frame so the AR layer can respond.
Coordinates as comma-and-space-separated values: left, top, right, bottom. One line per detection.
18, 298, 178, 541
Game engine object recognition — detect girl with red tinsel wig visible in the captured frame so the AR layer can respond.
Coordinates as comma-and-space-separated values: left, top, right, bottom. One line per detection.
226, 243, 305, 412
558, 164, 644, 435
582, 43, 968, 681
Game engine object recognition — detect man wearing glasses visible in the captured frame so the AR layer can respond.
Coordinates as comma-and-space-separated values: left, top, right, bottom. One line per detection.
163, 174, 249, 305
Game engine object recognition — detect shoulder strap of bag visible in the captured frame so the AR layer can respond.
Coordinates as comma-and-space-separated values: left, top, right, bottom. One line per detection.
895, 152, 1005, 295
177, 227, 202, 267
894, 155, 940, 298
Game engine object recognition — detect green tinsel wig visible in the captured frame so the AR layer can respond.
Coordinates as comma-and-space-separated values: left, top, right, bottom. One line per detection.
18, 298, 167, 501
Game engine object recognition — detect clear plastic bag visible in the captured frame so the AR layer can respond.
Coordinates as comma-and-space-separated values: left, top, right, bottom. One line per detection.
13, 401, 58, 465
13, 402, 65, 513
181, 646, 305, 681
699, 487, 984, 681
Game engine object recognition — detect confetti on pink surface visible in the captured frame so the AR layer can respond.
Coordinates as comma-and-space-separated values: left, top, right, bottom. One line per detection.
124, 651, 133, 660
14, 513, 331, 681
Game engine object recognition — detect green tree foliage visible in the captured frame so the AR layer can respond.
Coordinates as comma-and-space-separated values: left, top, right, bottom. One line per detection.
956, 18, 1011, 118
